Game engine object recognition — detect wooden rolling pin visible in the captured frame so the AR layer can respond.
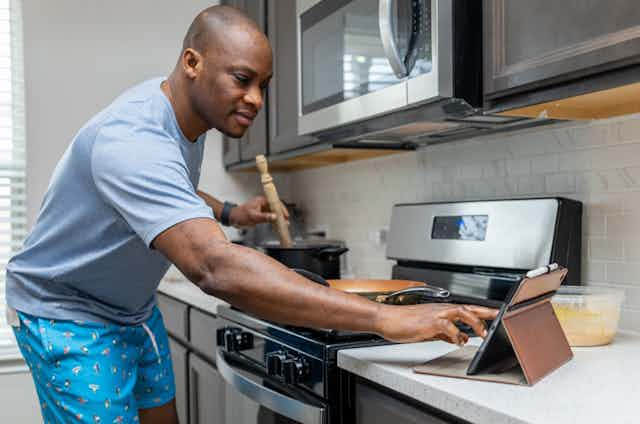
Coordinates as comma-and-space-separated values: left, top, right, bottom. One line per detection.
256, 155, 293, 247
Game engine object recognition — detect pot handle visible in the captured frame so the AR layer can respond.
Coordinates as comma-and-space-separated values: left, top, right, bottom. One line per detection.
292, 268, 330, 287
379, 286, 451, 303
313, 247, 349, 260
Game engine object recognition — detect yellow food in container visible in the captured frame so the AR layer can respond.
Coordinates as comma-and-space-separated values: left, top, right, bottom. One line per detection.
551, 286, 625, 347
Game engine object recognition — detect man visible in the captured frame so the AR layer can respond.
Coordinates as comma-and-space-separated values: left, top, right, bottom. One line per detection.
6, 5, 497, 424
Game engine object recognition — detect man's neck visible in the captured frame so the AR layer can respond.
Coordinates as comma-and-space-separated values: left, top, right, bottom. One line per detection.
161, 76, 207, 142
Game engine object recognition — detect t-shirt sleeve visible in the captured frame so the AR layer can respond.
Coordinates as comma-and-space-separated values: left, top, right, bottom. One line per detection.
91, 127, 215, 248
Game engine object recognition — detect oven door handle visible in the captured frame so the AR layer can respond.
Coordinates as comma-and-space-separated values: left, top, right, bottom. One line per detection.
216, 348, 326, 424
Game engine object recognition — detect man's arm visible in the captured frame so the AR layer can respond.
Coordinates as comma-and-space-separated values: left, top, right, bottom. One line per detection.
197, 190, 289, 228
153, 218, 497, 345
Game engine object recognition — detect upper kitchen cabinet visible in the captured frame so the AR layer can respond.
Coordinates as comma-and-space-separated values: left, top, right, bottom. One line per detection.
221, 0, 268, 165
484, 0, 640, 119
266, 0, 300, 154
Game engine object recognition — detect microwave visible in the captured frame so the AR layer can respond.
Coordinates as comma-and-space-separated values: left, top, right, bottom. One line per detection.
297, 0, 486, 139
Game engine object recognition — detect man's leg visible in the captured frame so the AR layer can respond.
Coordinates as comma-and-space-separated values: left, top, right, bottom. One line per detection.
139, 399, 179, 424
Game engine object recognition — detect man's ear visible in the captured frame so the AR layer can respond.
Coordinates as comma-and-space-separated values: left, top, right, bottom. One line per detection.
182, 48, 203, 79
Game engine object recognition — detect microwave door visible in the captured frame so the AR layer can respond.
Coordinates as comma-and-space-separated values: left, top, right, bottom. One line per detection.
407, 0, 453, 104
297, 0, 415, 135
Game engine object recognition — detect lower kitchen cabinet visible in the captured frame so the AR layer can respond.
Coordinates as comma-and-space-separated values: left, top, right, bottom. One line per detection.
354, 379, 467, 424
189, 352, 226, 424
169, 339, 188, 424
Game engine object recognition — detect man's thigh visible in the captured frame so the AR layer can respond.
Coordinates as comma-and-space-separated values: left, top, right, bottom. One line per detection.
139, 399, 179, 424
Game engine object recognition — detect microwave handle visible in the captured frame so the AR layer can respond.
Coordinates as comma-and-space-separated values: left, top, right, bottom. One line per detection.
379, 0, 407, 78
216, 348, 326, 424
379, 0, 425, 78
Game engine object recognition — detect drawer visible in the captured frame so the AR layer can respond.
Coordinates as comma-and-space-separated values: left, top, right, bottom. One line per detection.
189, 308, 221, 363
169, 338, 188, 424
157, 293, 189, 342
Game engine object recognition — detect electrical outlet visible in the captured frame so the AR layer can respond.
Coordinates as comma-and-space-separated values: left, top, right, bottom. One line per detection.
368, 228, 388, 246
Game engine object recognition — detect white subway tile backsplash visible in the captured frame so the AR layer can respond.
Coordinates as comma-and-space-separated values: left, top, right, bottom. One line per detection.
506, 158, 532, 176
606, 262, 640, 285
624, 239, 640, 261
616, 114, 640, 143
589, 239, 623, 261
531, 155, 559, 175
582, 260, 606, 282
516, 175, 545, 195
287, 113, 640, 332
545, 173, 576, 194
607, 214, 640, 239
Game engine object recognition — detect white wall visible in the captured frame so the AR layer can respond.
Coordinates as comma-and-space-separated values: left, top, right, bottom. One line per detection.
289, 113, 640, 333
23, 0, 263, 232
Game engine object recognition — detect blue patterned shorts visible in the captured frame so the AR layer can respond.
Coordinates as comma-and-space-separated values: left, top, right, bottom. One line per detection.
12, 306, 176, 424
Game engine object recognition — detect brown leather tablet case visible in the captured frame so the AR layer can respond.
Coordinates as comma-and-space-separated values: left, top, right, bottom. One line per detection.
414, 268, 572, 386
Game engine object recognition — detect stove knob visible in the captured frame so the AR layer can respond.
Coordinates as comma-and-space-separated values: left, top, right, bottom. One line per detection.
217, 328, 254, 352
265, 351, 287, 377
282, 357, 308, 385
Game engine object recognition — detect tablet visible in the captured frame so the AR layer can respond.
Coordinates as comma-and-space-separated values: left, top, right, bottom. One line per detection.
466, 266, 566, 376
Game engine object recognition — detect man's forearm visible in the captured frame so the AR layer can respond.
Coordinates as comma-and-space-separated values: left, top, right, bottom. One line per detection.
199, 240, 385, 334
197, 190, 224, 221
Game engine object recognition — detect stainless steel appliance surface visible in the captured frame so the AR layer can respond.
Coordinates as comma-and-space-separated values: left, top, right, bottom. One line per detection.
387, 198, 583, 304
214, 197, 582, 423
292, 0, 550, 150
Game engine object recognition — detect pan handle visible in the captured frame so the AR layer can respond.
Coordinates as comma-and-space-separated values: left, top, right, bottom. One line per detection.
380, 286, 451, 303
312, 247, 349, 260
292, 268, 330, 287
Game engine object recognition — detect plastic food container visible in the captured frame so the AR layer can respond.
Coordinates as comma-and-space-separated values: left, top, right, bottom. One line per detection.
551, 286, 625, 347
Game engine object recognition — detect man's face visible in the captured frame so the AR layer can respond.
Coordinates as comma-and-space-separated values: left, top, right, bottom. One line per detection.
190, 26, 273, 138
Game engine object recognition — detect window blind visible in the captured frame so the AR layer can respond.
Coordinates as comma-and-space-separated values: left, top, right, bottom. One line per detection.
0, 0, 25, 359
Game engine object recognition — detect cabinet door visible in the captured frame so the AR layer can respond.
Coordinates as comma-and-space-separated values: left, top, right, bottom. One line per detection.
484, 0, 640, 98
354, 380, 462, 424
157, 294, 189, 343
222, 0, 268, 163
223, 137, 240, 167
189, 353, 226, 424
267, 0, 301, 154
189, 308, 221, 364
169, 339, 189, 424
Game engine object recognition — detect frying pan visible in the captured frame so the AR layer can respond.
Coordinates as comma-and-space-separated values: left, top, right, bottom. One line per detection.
293, 268, 451, 304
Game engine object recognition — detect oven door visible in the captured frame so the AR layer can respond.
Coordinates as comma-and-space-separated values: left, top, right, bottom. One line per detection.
298, 0, 439, 135
216, 347, 327, 424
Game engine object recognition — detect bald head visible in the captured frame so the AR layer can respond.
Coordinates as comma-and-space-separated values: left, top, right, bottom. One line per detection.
182, 5, 264, 54
165, 4, 273, 140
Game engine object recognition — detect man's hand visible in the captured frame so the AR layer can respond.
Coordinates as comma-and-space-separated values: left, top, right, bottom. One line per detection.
375, 303, 499, 345
229, 195, 289, 228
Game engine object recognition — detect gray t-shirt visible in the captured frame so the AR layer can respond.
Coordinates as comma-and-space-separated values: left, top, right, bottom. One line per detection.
6, 78, 215, 325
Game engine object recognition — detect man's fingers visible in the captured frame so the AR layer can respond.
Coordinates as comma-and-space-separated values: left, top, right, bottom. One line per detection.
279, 201, 290, 220
250, 210, 276, 223
446, 306, 488, 338
464, 305, 500, 320
439, 319, 465, 346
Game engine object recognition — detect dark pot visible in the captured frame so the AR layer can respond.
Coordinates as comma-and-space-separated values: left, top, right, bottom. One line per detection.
261, 242, 349, 279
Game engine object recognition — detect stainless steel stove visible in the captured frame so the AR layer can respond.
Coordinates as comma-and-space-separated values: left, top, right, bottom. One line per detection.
215, 197, 582, 424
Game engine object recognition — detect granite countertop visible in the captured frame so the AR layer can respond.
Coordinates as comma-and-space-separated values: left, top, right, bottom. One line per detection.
157, 278, 228, 315
338, 332, 640, 424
